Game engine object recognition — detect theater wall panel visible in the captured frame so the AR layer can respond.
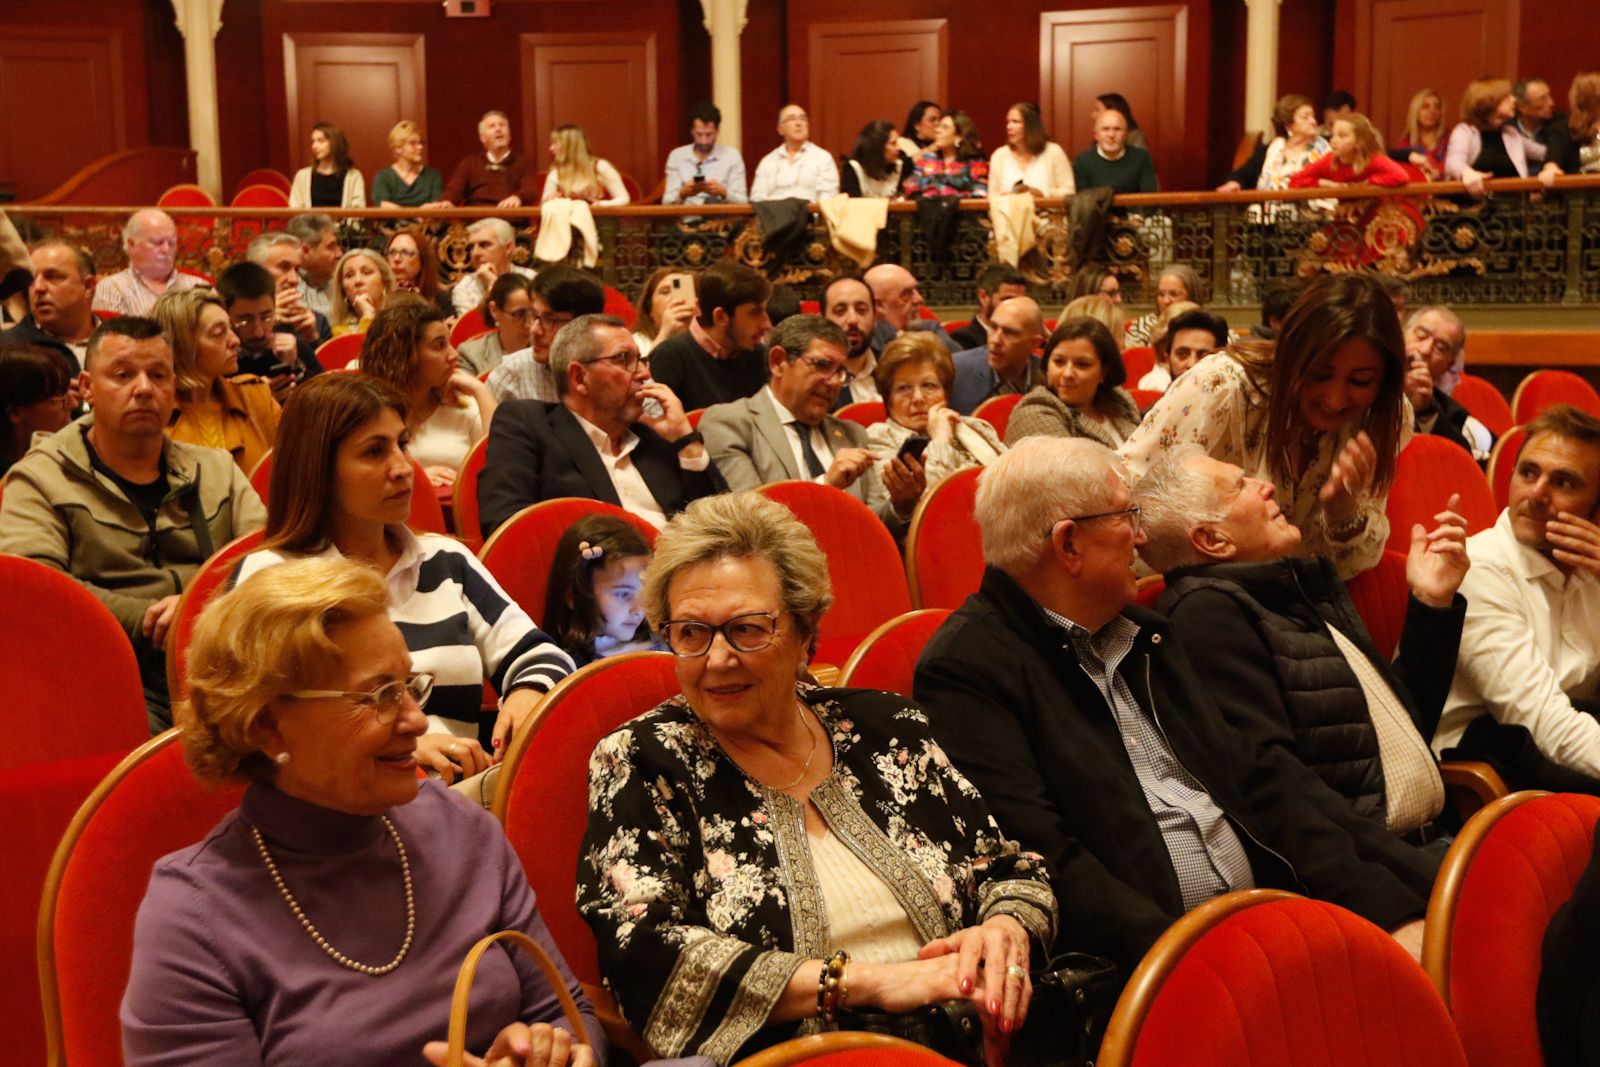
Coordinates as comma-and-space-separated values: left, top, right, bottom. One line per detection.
804, 20, 949, 160
521, 32, 660, 190
0, 28, 128, 202
283, 32, 429, 189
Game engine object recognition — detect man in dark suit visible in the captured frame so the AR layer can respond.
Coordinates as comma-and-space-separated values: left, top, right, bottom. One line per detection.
948, 296, 1046, 414
477, 313, 723, 538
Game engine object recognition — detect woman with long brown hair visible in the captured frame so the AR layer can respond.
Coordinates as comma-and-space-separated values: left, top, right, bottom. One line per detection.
988, 101, 1074, 198
289, 121, 366, 209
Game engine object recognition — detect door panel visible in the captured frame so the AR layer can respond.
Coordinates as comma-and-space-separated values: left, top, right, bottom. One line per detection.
520, 33, 659, 191
805, 20, 948, 160
0, 28, 125, 201
283, 32, 427, 191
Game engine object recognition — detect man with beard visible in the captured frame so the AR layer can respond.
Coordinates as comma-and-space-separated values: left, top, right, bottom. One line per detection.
821, 274, 884, 407
648, 260, 772, 412
1436, 405, 1600, 792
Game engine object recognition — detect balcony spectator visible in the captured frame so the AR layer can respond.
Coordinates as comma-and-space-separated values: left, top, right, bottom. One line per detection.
1572, 71, 1600, 173
948, 263, 1028, 352
1393, 88, 1448, 179
1513, 77, 1577, 174
285, 213, 341, 317
456, 272, 532, 377
1073, 107, 1158, 194
0, 341, 73, 476
1289, 113, 1409, 189
1090, 93, 1148, 151
903, 111, 987, 200
485, 265, 606, 404
3, 240, 96, 374
433, 110, 537, 209
216, 262, 321, 402
631, 268, 696, 357
541, 125, 630, 206
289, 122, 365, 210
92, 209, 205, 317
382, 226, 451, 316
154, 288, 280, 475
1216, 94, 1329, 197
1321, 90, 1358, 135
949, 296, 1046, 414
370, 120, 444, 208
246, 231, 327, 345
899, 100, 942, 160
989, 101, 1074, 198
1445, 78, 1560, 197
1007, 317, 1140, 449
329, 249, 393, 339
840, 120, 908, 198
750, 104, 839, 202
1125, 264, 1202, 346
648, 260, 771, 411
450, 217, 535, 316
661, 101, 747, 206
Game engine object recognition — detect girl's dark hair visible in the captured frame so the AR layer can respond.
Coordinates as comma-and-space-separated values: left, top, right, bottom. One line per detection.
902, 100, 941, 145
314, 121, 354, 171
1009, 101, 1049, 156
543, 514, 653, 664
1097, 94, 1141, 132
946, 109, 984, 161
851, 120, 898, 181
483, 272, 533, 328
0, 341, 70, 463
1045, 316, 1127, 404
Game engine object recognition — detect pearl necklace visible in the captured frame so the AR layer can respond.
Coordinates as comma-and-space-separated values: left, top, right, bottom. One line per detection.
249, 816, 415, 976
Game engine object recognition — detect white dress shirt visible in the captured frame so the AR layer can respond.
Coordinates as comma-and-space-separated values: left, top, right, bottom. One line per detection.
844, 350, 881, 404
568, 408, 711, 529
768, 386, 835, 482
750, 142, 840, 202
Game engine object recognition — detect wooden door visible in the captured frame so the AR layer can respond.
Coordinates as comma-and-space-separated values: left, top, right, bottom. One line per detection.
1355, 0, 1521, 146
0, 28, 126, 201
520, 33, 659, 193
283, 33, 427, 191
804, 20, 949, 160
1039, 7, 1188, 179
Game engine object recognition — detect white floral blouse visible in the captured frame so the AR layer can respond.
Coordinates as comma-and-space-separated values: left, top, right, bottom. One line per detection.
577, 686, 1057, 1064
1117, 351, 1407, 578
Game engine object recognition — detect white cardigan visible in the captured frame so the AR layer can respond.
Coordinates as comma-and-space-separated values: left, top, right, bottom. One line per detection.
288, 167, 367, 209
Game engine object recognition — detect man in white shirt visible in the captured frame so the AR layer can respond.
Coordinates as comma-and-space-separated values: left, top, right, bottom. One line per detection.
485, 265, 605, 403
1436, 406, 1600, 793
662, 101, 748, 206
90, 209, 205, 317
452, 218, 536, 315
749, 105, 839, 203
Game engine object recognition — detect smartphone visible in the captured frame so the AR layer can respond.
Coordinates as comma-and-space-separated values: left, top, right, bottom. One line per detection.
670, 275, 686, 293
897, 436, 931, 463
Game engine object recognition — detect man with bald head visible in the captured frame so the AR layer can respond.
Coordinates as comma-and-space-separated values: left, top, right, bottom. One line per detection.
749, 104, 839, 203
949, 295, 1046, 413
864, 263, 958, 354
92, 209, 205, 316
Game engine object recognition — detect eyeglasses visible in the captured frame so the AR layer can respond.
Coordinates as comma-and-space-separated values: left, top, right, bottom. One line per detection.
580, 351, 650, 372
533, 311, 575, 331
230, 311, 277, 332
802, 355, 855, 385
891, 381, 944, 400
662, 612, 782, 657
502, 308, 535, 321
1048, 505, 1142, 536
285, 672, 434, 724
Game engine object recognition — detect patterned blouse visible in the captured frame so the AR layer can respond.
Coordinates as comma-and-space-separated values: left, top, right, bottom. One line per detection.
1005, 384, 1143, 450
1117, 351, 1407, 578
903, 150, 989, 199
577, 686, 1057, 1064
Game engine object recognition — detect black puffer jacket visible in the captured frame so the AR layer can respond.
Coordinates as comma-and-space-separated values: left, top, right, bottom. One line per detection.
1160, 556, 1464, 823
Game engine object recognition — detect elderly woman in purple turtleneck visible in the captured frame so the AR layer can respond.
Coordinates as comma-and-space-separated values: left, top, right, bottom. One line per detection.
119, 556, 604, 1067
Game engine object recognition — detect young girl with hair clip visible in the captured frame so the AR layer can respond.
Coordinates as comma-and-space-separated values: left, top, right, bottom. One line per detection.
543, 515, 663, 667
1290, 113, 1410, 188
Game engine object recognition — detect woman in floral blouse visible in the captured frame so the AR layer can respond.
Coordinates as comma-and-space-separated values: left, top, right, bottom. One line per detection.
904, 110, 989, 199
1118, 272, 1411, 579
577, 492, 1056, 1065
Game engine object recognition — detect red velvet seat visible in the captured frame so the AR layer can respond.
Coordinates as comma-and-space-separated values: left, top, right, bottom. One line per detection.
453, 436, 491, 553
904, 466, 982, 610
314, 331, 365, 370
1384, 434, 1497, 553
233, 168, 292, 196
757, 481, 913, 665
450, 306, 489, 346
248, 451, 447, 534
1134, 574, 1166, 611
943, 318, 970, 334
1452, 374, 1514, 437
164, 529, 267, 703
972, 393, 1023, 440
156, 183, 216, 258
603, 286, 638, 328
1423, 791, 1600, 1067
38, 732, 245, 1067
1344, 549, 1409, 658
1098, 890, 1467, 1067
230, 183, 289, 208
1489, 424, 1527, 511
732, 1033, 962, 1065
837, 609, 952, 695
1121, 345, 1156, 383
835, 400, 885, 428
1512, 369, 1600, 424
478, 498, 658, 622
1129, 388, 1164, 412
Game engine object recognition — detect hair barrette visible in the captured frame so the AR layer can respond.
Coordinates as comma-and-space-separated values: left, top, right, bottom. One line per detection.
579, 541, 605, 562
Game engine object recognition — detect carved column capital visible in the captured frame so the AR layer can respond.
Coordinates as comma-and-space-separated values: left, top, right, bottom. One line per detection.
699, 0, 749, 36
170, 0, 225, 40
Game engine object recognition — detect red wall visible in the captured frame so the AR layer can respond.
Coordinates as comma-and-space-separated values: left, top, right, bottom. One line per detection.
1518, 0, 1600, 107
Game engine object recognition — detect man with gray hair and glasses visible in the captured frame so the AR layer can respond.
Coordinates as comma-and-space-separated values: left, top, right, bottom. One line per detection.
476, 313, 721, 538
1403, 304, 1493, 460
913, 436, 1434, 987
91, 208, 205, 316
452, 216, 535, 315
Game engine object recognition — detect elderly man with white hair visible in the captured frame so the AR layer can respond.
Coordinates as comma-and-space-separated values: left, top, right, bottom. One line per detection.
913, 436, 1436, 986
1403, 304, 1493, 460
451, 217, 536, 316
91, 208, 205, 316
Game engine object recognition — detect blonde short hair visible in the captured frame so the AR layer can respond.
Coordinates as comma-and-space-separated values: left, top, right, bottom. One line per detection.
178, 557, 390, 785
388, 120, 422, 153
642, 493, 833, 640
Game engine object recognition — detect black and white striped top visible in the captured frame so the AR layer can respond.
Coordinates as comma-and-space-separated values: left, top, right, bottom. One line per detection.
232, 530, 574, 736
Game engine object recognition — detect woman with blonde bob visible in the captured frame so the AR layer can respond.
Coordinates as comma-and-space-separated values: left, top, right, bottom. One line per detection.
577, 492, 1056, 1064
866, 332, 1006, 499
371, 120, 444, 208
541, 125, 630, 206
154, 287, 281, 473
121, 556, 602, 1067
329, 248, 394, 337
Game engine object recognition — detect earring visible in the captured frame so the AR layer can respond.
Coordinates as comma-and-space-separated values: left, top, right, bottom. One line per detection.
274, 751, 292, 766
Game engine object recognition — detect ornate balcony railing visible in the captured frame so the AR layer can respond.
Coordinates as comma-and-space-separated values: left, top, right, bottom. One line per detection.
10, 174, 1600, 309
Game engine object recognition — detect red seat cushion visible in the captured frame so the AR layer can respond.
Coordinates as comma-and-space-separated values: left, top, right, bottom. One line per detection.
1512, 369, 1600, 424
1451, 375, 1513, 438
1385, 435, 1497, 553
479, 498, 658, 623
838, 609, 952, 695
1344, 550, 1409, 659
906, 467, 983, 610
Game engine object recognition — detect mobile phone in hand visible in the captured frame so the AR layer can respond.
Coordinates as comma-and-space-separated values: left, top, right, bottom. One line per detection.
897, 436, 931, 463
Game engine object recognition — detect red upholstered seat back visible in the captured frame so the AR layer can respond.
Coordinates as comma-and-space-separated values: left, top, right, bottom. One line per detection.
450, 307, 490, 346
1489, 425, 1527, 511
165, 529, 267, 703
314, 332, 365, 370
972, 393, 1022, 439
1344, 549, 1409, 659
1135, 575, 1166, 612
155, 184, 216, 260
756, 482, 912, 665
1512, 369, 1600, 424
905, 466, 983, 610
1385, 435, 1498, 553
834, 400, 886, 428
453, 436, 491, 553
1437, 793, 1600, 1067
1129, 388, 1164, 412
603, 286, 638, 328
234, 168, 292, 196
1121, 345, 1157, 383
837, 609, 952, 695
230, 183, 289, 209
478, 498, 658, 622
735, 1034, 963, 1065
40, 733, 245, 1066
1452, 375, 1514, 437
493, 652, 681, 986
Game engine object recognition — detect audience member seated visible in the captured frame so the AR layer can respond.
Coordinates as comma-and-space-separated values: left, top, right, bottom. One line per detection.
361, 296, 495, 492
286, 213, 342, 318
1120, 273, 1409, 579
1252, 280, 1300, 340
451, 217, 536, 317
370, 120, 444, 208
289, 122, 365, 209
478, 313, 719, 538
648, 260, 772, 411
2, 240, 96, 373
902, 111, 987, 199
1065, 266, 1123, 306
1138, 305, 1228, 393
700, 315, 924, 534
1216, 93, 1330, 198
231, 374, 570, 760
1072, 107, 1158, 194
92, 209, 205, 317
1321, 89, 1358, 134
154, 288, 280, 474
216, 262, 321, 402
1059, 293, 1123, 343
662, 100, 749, 206
458, 273, 532, 377
989, 101, 1075, 198
866, 332, 1006, 499
1446, 78, 1560, 196
0, 208, 26, 328
949, 296, 1046, 414
766, 284, 803, 327
486, 266, 607, 404
541, 124, 630, 206
1091, 93, 1150, 150
1289, 113, 1409, 188
328, 248, 392, 338
1124, 264, 1202, 346
121, 556, 600, 1065
383, 225, 451, 316
839, 120, 906, 198
0, 340, 73, 476
750, 104, 840, 202
1571, 71, 1600, 174
1512, 77, 1576, 173
1138, 447, 1468, 849
433, 110, 537, 208
1393, 88, 1448, 179
913, 436, 1432, 985
864, 263, 956, 352
246, 231, 328, 345
948, 264, 1028, 352
1436, 406, 1600, 793
1007, 317, 1140, 448
632, 268, 696, 357
820, 274, 883, 405
577, 491, 1056, 1063
899, 99, 942, 158
0, 317, 264, 730
1404, 305, 1492, 461
542, 514, 663, 668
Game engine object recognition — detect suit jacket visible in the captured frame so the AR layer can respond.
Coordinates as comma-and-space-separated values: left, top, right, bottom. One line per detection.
949, 345, 1044, 415
477, 401, 724, 539
1, 314, 81, 375
699, 388, 906, 535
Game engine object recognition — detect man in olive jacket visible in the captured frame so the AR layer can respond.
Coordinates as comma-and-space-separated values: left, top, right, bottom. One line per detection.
0, 317, 265, 730
912, 437, 1431, 983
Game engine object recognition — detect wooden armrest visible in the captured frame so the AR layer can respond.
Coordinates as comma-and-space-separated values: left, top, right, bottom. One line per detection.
808, 663, 840, 687
1440, 760, 1509, 823
581, 981, 655, 1063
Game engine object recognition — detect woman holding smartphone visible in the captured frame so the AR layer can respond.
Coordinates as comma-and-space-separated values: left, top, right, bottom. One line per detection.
866, 332, 1005, 499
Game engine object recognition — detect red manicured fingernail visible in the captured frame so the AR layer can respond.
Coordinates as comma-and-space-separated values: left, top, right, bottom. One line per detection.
961, 978, 973, 993
493, 737, 503, 749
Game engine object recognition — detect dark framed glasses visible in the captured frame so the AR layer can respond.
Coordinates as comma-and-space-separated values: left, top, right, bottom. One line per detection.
661, 612, 782, 657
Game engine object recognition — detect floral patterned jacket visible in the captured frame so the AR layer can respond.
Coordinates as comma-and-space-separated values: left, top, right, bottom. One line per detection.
577, 685, 1057, 1064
